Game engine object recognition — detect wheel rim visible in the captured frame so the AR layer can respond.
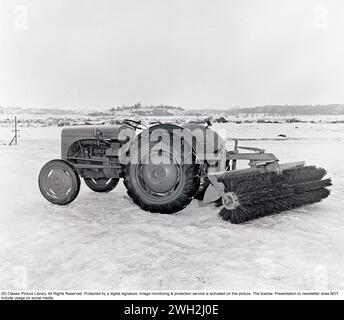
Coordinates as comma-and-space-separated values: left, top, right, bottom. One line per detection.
89, 178, 113, 187
135, 150, 182, 199
141, 163, 178, 193
42, 166, 73, 199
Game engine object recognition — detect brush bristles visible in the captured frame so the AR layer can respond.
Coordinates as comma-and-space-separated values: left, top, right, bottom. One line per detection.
219, 188, 330, 224
218, 166, 331, 224
282, 166, 327, 184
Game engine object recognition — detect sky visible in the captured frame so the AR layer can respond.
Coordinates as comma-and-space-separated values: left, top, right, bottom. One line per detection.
0, 0, 344, 110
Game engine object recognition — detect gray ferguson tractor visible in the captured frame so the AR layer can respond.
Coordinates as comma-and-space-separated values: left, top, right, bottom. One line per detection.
38, 118, 331, 223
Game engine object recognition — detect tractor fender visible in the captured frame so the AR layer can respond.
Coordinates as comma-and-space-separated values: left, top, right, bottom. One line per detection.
182, 123, 227, 172
126, 124, 202, 165
181, 123, 226, 156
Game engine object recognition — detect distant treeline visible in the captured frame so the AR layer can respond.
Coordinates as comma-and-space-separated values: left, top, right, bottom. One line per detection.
229, 104, 344, 115
0, 106, 79, 115
109, 103, 185, 112
2, 104, 344, 116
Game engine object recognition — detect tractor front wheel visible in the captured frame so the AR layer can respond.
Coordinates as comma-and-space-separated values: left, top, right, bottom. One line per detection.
38, 159, 80, 205
84, 177, 119, 193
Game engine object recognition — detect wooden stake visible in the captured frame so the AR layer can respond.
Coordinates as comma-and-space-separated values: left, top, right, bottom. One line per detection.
9, 116, 20, 146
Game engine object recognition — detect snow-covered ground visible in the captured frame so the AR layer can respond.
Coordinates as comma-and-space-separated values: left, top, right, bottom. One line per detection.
0, 123, 344, 290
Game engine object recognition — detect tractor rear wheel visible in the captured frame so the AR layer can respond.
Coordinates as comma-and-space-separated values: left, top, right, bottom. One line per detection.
38, 159, 80, 205
84, 177, 119, 193
124, 150, 200, 214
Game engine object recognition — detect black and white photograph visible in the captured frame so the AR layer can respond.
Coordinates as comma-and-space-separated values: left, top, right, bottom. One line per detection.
0, 0, 343, 303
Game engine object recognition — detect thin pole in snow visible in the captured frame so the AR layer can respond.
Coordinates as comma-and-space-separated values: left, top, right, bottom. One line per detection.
9, 116, 20, 146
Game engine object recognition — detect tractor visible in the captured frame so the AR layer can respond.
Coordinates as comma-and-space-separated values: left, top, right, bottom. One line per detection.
38, 118, 331, 223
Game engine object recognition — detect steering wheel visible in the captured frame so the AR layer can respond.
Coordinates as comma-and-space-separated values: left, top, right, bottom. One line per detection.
123, 119, 147, 130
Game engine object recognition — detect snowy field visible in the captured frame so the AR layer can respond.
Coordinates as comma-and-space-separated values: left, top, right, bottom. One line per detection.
0, 122, 344, 290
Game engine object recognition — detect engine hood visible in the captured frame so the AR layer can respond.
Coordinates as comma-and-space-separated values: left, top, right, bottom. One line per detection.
60, 124, 136, 160
61, 125, 135, 141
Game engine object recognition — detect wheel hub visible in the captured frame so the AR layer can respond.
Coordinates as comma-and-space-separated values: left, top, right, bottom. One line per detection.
47, 168, 72, 197
141, 164, 178, 193
222, 192, 240, 210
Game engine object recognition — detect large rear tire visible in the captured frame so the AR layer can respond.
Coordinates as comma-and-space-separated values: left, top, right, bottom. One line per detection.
38, 159, 80, 205
124, 159, 200, 214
